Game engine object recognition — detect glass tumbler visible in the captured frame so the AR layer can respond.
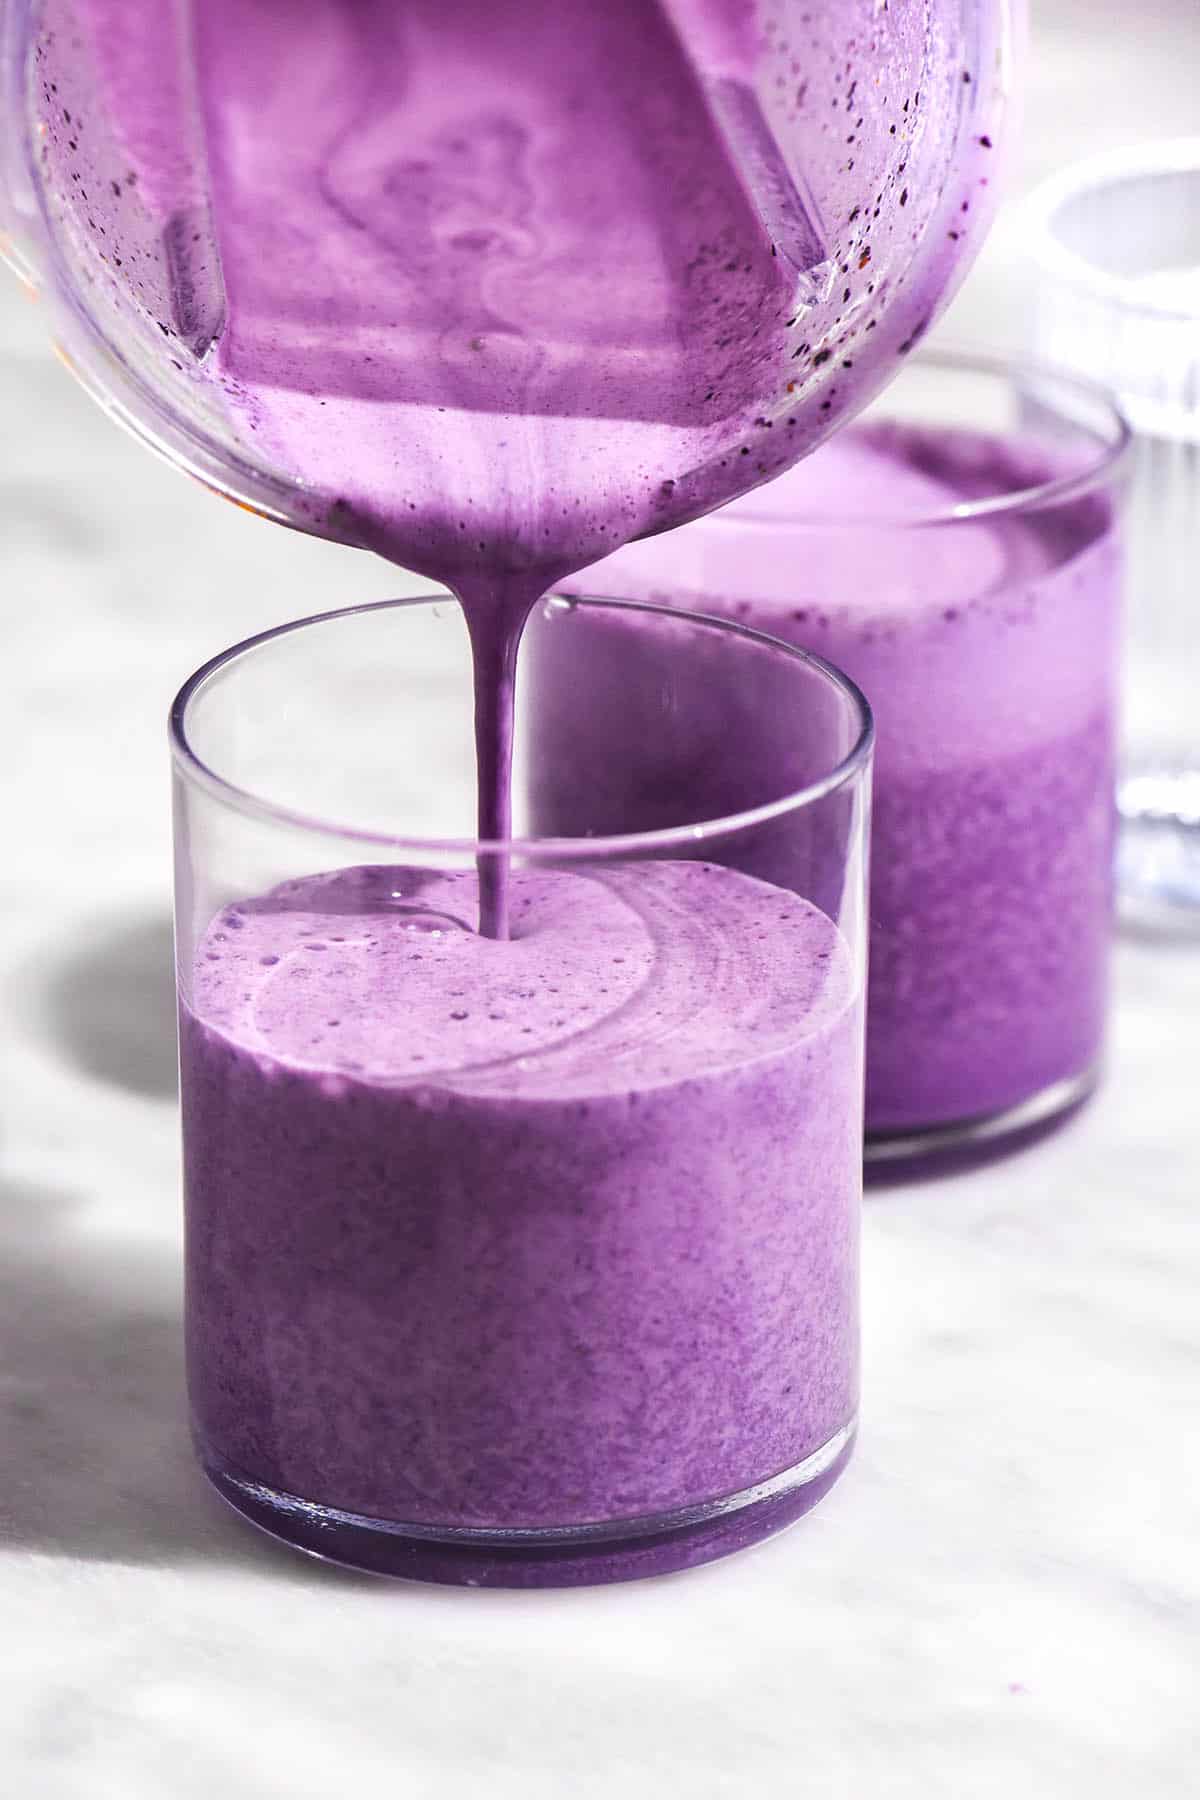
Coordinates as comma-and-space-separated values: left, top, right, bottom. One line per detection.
1025, 141, 1200, 926
549, 353, 1128, 1163
171, 595, 872, 1587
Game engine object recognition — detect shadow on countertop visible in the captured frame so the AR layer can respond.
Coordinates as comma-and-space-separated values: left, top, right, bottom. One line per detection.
0, 1175, 376, 1587
10, 920, 577, 1602
863, 1088, 1096, 1190
38, 912, 179, 1100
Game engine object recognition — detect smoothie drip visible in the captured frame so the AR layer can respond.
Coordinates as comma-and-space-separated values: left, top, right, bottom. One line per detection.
457, 574, 540, 938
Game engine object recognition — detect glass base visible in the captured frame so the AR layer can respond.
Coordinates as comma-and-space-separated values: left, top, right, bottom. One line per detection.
1118, 760, 1200, 929
198, 1422, 857, 1588
865, 1065, 1098, 1178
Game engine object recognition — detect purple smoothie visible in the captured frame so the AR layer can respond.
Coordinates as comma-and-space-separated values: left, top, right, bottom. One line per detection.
31, 0, 1011, 931
551, 422, 1121, 1135
181, 861, 861, 1579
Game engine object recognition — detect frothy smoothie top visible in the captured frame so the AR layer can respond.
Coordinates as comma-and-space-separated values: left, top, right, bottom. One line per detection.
190, 862, 855, 1099
573, 419, 1111, 627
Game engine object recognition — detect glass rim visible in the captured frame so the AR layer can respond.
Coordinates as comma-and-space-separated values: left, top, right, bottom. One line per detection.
169, 592, 874, 858
700, 348, 1130, 535
1023, 138, 1200, 325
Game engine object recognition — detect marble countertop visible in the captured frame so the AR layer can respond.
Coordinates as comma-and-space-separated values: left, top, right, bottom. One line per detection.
2, 5, 1198, 1794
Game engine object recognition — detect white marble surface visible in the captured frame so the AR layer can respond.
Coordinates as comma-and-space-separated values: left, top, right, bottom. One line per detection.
2, 4, 1199, 1794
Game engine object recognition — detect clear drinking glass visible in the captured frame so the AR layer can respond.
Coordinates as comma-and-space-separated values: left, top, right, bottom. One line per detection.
550, 354, 1128, 1163
1025, 142, 1200, 928
171, 595, 872, 1587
